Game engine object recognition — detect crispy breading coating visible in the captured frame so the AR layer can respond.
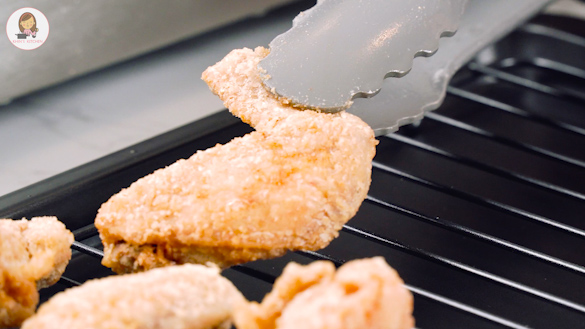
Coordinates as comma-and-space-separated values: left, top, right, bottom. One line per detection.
21, 264, 245, 329
95, 47, 377, 273
234, 257, 414, 329
0, 217, 73, 328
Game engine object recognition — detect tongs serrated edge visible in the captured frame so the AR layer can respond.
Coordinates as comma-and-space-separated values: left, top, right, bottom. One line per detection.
260, 0, 468, 112
347, 0, 554, 136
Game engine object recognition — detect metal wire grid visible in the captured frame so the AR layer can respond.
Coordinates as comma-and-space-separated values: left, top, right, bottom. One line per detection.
20, 16, 585, 329
65, 228, 535, 329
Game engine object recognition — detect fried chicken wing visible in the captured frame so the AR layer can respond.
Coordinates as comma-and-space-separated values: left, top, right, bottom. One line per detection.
234, 257, 414, 329
0, 217, 73, 328
21, 264, 245, 329
95, 47, 377, 273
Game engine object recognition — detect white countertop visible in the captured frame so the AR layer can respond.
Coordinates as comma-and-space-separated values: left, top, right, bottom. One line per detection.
0, 3, 308, 197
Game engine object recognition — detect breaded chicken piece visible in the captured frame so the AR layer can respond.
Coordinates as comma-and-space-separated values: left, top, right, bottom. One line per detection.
95, 47, 377, 273
234, 257, 414, 329
22, 264, 245, 329
0, 217, 73, 328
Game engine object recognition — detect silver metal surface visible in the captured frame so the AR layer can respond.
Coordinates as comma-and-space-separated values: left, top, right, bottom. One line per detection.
348, 0, 554, 136
260, 0, 467, 111
0, 0, 298, 104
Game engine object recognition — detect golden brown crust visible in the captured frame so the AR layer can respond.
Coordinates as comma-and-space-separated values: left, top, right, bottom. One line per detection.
96, 47, 377, 273
235, 261, 336, 329
103, 241, 287, 274
21, 264, 246, 329
234, 257, 414, 329
0, 217, 73, 328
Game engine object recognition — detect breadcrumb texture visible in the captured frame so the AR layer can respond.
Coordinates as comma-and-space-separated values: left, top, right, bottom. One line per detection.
0, 217, 73, 328
22, 264, 245, 329
95, 46, 377, 273
234, 257, 414, 329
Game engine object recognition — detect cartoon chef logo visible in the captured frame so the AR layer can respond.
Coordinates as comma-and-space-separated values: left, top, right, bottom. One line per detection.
6, 7, 49, 50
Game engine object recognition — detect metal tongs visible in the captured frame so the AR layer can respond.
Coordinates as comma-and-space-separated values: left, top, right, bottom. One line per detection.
260, 0, 553, 136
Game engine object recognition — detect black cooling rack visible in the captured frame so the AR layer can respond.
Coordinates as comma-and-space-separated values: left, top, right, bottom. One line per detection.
1, 14, 585, 329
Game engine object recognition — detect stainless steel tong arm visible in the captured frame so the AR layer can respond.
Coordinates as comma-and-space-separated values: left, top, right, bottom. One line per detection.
260, 0, 468, 112
347, 0, 553, 136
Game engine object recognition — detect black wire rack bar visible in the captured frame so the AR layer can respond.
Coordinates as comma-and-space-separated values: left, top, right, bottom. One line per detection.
232, 265, 277, 285
71, 241, 104, 258
72, 224, 99, 240
405, 284, 529, 329
363, 195, 585, 276
521, 24, 585, 50
424, 111, 585, 169
532, 57, 585, 80
385, 133, 585, 201
517, 23, 585, 80
467, 62, 585, 102
58, 276, 82, 288
340, 224, 585, 314
447, 86, 585, 136
371, 161, 585, 239
296, 250, 345, 264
